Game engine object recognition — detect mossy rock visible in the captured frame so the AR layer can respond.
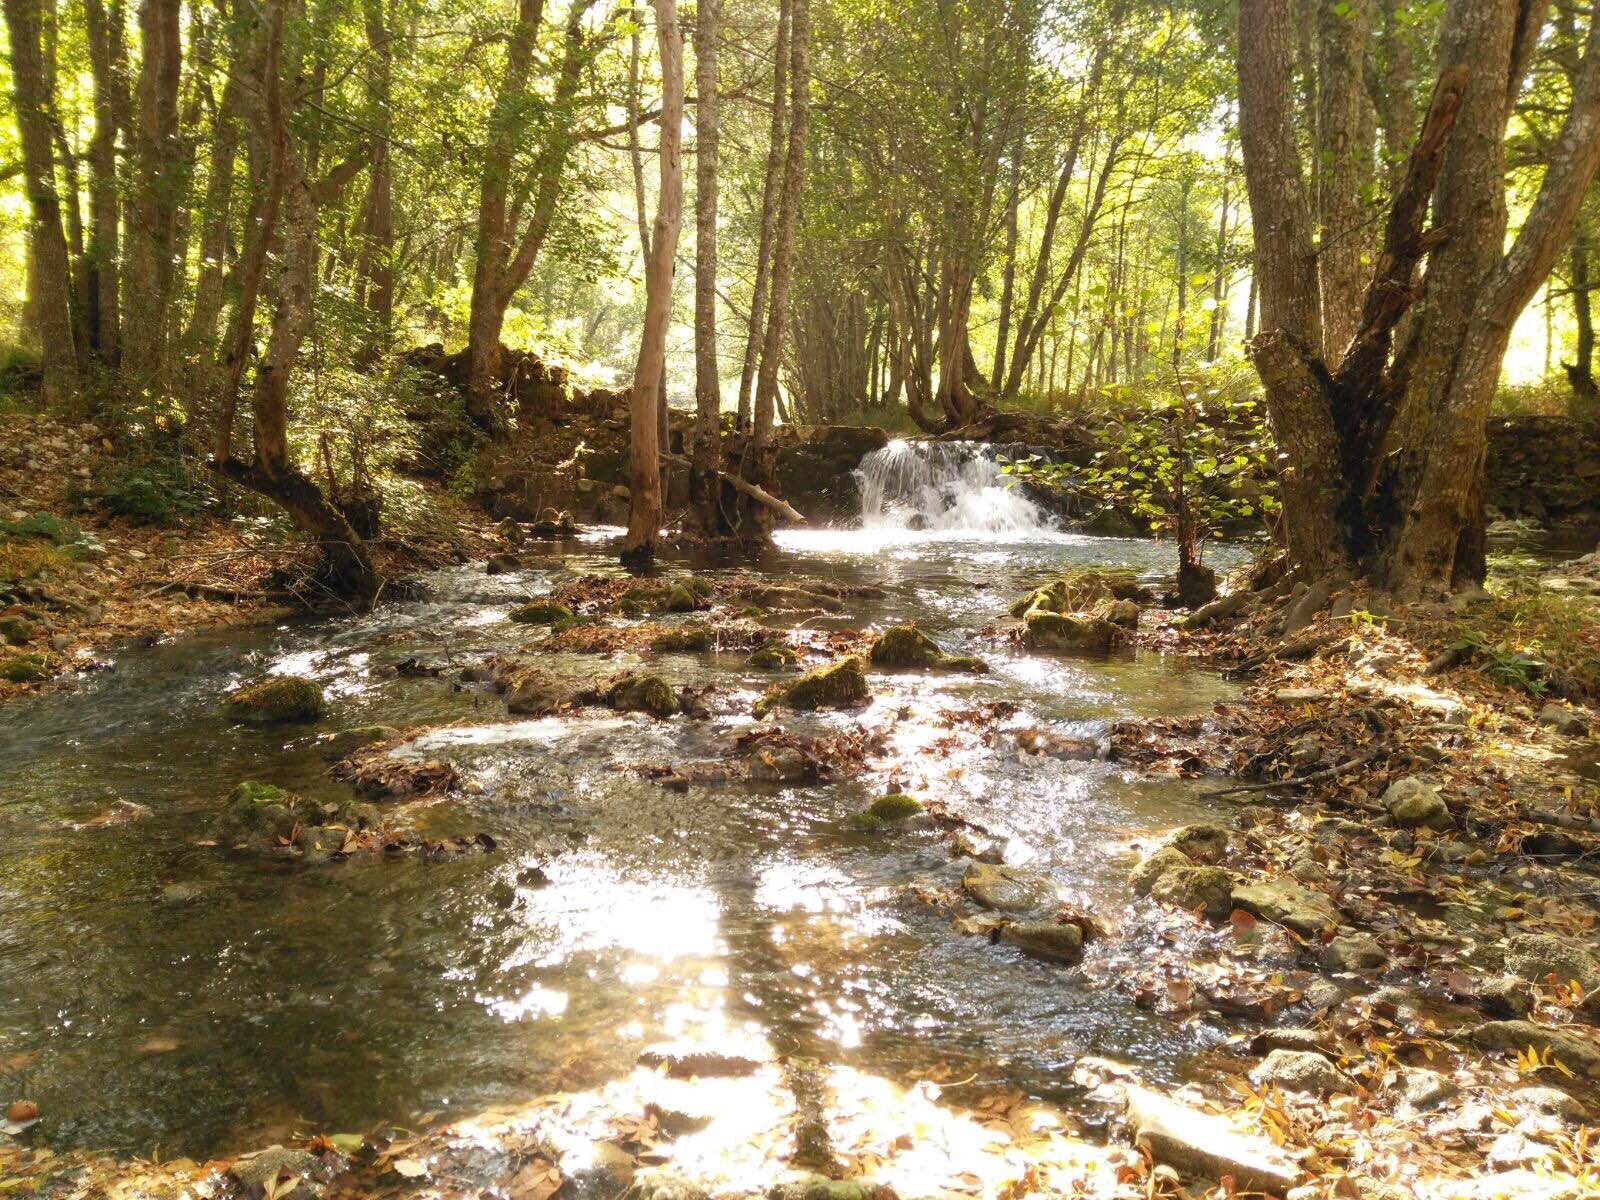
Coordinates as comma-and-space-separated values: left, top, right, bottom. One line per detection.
652, 623, 715, 652
662, 584, 700, 613
748, 643, 798, 670
211, 781, 300, 845
848, 792, 925, 830
1023, 609, 1119, 651
509, 599, 575, 625
767, 655, 870, 711
226, 675, 326, 723
0, 653, 49, 682
212, 782, 382, 854
606, 672, 679, 719
1010, 570, 1146, 617
869, 624, 945, 669
0, 615, 35, 645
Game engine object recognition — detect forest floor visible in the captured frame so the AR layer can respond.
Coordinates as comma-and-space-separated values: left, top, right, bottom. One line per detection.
0, 409, 509, 701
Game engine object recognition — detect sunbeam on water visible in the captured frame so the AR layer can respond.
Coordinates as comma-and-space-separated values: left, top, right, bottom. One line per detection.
0, 516, 1246, 1158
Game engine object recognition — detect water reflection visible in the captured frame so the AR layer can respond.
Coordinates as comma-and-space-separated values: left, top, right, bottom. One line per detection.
0, 531, 1239, 1155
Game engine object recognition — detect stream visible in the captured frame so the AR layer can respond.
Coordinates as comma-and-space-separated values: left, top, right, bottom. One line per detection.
0, 465, 1257, 1159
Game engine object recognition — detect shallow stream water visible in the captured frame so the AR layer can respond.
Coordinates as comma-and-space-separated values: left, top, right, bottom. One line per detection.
0, 525, 1248, 1158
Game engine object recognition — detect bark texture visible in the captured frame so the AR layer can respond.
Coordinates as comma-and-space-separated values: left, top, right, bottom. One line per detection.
622, 0, 685, 563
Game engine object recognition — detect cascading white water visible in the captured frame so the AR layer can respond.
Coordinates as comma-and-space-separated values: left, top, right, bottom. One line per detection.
856, 439, 1056, 535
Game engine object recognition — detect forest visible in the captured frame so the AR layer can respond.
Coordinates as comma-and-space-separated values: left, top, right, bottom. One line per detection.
2, 0, 1600, 1198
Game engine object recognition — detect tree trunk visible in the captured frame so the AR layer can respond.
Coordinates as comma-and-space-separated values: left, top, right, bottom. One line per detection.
623, 0, 684, 564
213, 0, 378, 605
1241, 0, 1600, 599
356, 0, 395, 341
690, 0, 724, 535
122, 0, 185, 395
465, 0, 546, 427
83, 0, 125, 364
746, 0, 809, 539
1316, 0, 1373, 358
735, 0, 790, 431
4, 0, 79, 405
1567, 227, 1600, 411
184, 54, 245, 403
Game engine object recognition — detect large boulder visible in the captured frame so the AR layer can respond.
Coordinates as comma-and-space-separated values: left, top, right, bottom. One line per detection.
1251, 1049, 1351, 1095
868, 623, 986, 673
1023, 610, 1120, 651
505, 668, 572, 716
1130, 846, 1194, 896
1230, 878, 1340, 938
509, 599, 574, 625
226, 675, 326, 723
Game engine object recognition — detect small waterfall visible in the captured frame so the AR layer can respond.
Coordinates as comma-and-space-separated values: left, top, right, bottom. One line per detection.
856, 439, 1058, 535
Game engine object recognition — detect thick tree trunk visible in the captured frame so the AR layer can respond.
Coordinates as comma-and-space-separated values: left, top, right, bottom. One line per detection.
736, 0, 790, 431
747, 0, 809, 537
83, 0, 125, 364
1316, 0, 1373, 358
183, 61, 245, 403
4, 0, 79, 404
1241, 0, 1600, 600
689, 0, 724, 535
623, 0, 684, 564
356, 0, 396, 340
465, 0, 546, 427
122, 0, 185, 394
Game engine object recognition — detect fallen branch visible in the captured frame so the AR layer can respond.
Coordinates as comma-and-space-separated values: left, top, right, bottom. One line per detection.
1518, 806, 1600, 835
140, 580, 275, 602
1210, 748, 1378, 798
660, 452, 805, 524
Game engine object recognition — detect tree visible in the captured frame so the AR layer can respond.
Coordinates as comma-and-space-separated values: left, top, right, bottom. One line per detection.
4, 0, 81, 405
744, 0, 808, 539
689, 0, 723, 535
211, 0, 379, 603
622, 0, 684, 564
1238, 0, 1600, 598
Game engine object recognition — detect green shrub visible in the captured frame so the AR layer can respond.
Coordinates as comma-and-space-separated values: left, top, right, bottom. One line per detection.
89, 454, 215, 525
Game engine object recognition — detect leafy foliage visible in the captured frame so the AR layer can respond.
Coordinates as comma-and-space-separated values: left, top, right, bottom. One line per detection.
1002, 364, 1278, 545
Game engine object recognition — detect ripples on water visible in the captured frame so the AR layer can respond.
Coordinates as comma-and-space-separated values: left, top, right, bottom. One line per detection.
0, 527, 1244, 1155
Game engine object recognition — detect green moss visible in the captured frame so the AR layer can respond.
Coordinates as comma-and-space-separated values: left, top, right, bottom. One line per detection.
748, 643, 798, 670
0, 615, 35, 645
1023, 609, 1117, 651
869, 624, 945, 669
1009, 569, 1145, 618
606, 672, 679, 719
509, 600, 575, 625
848, 792, 925, 829
652, 623, 715, 652
767, 655, 870, 711
663, 583, 699, 613
226, 675, 327, 723
0, 654, 49, 683
230, 781, 291, 805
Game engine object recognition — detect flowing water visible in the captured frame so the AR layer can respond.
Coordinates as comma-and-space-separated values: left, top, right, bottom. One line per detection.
0, 452, 1249, 1159
856, 440, 1064, 535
